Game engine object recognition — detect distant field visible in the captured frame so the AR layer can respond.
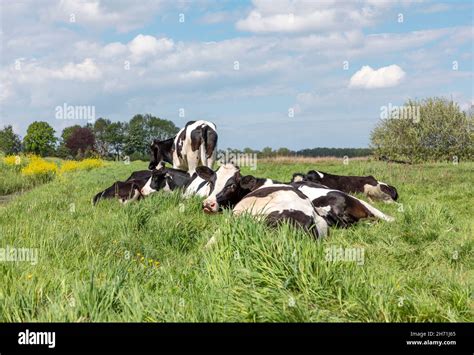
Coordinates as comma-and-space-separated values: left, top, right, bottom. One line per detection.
0, 159, 472, 322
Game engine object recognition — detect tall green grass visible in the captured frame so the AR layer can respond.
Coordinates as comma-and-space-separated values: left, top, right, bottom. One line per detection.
0, 160, 472, 322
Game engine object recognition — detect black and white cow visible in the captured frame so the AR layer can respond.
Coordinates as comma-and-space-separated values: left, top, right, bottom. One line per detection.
195, 164, 328, 238
92, 180, 144, 205
149, 120, 218, 175
233, 184, 328, 238
93, 167, 192, 204
141, 166, 192, 196
291, 170, 398, 203
290, 181, 394, 227
93, 169, 154, 204
198, 164, 393, 229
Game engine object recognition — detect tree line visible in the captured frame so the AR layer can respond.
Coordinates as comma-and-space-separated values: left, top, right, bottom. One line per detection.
1, 97, 472, 161
0, 114, 179, 161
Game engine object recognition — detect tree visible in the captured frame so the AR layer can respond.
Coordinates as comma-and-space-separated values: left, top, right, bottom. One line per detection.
146, 115, 179, 141
61, 125, 81, 143
124, 114, 148, 158
23, 121, 57, 156
105, 122, 127, 158
276, 147, 291, 156
54, 125, 81, 158
370, 97, 473, 162
0, 125, 22, 155
261, 147, 274, 158
65, 126, 95, 157
93, 118, 112, 157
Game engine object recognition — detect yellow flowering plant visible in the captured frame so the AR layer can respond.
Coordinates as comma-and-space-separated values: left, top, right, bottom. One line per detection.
21, 156, 58, 180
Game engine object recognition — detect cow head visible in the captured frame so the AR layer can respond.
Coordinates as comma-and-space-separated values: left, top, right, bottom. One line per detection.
93, 181, 142, 205
200, 164, 250, 213
149, 138, 174, 170
148, 167, 168, 192
305, 170, 324, 182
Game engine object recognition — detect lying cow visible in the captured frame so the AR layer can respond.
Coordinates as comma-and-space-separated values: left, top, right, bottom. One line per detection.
93, 169, 153, 204
291, 181, 394, 226
93, 167, 190, 204
233, 184, 328, 238
291, 170, 398, 203
149, 120, 218, 175
195, 164, 328, 238
141, 166, 192, 196
92, 180, 144, 205
198, 164, 393, 230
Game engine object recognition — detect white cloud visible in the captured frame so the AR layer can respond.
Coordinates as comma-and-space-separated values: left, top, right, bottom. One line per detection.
235, 0, 395, 33
128, 34, 174, 61
349, 65, 406, 89
52, 58, 102, 81
39, 0, 167, 33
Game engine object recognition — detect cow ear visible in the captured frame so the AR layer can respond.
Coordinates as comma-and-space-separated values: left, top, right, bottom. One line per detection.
152, 166, 165, 174
195, 166, 215, 181
292, 173, 305, 182
240, 175, 257, 190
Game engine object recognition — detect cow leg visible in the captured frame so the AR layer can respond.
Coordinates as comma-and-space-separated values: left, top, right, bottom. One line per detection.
206, 150, 216, 169
187, 149, 200, 175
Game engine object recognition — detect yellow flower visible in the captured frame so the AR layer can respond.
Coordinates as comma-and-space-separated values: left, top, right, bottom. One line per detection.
21, 156, 58, 177
3, 155, 20, 166
27, 274, 33, 280
59, 158, 105, 174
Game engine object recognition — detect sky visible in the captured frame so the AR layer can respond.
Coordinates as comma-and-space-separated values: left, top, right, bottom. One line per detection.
0, 0, 472, 150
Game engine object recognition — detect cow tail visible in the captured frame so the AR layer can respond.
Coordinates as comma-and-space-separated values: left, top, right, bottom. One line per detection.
92, 191, 103, 206
200, 124, 218, 168
200, 125, 209, 167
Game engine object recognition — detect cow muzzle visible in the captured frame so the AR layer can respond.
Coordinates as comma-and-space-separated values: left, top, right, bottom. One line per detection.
203, 200, 219, 214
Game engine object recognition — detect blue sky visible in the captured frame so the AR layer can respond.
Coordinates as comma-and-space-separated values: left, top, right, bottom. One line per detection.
0, 0, 472, 149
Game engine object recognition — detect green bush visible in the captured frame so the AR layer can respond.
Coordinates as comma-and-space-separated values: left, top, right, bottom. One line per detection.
370, 97, 473, 163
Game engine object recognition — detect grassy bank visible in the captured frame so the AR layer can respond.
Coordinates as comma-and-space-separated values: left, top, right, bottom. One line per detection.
0, 159, 472, 321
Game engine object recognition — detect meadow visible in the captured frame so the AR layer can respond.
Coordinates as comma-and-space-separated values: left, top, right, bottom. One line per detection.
0, 158, 472, 322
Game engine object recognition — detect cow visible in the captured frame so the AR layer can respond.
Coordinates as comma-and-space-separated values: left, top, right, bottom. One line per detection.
291, 181, 394, 227
92, 180, 144, 205
291, 170, 398, 203
141, 166, 192, 196
92, 169, 155, 205
233, 184, 329, 238
148, 120, 218, 175
198, 164, 393, 229
93, 166, 191, 204
196, 164, 328, 238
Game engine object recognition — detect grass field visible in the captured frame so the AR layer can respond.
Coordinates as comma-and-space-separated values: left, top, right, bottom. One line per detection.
0, 159, 472, 322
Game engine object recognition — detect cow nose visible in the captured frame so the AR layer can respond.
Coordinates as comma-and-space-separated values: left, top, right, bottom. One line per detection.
203, 201, 217, 213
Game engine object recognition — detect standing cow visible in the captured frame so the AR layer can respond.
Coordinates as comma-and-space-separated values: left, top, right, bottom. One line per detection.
148, 120, 218, 175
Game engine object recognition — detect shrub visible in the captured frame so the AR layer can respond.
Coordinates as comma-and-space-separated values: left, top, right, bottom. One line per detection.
21, 156, 58, 181
59, 158, 105, 174
3, 155, 22, 167
370, 97, 473, 162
